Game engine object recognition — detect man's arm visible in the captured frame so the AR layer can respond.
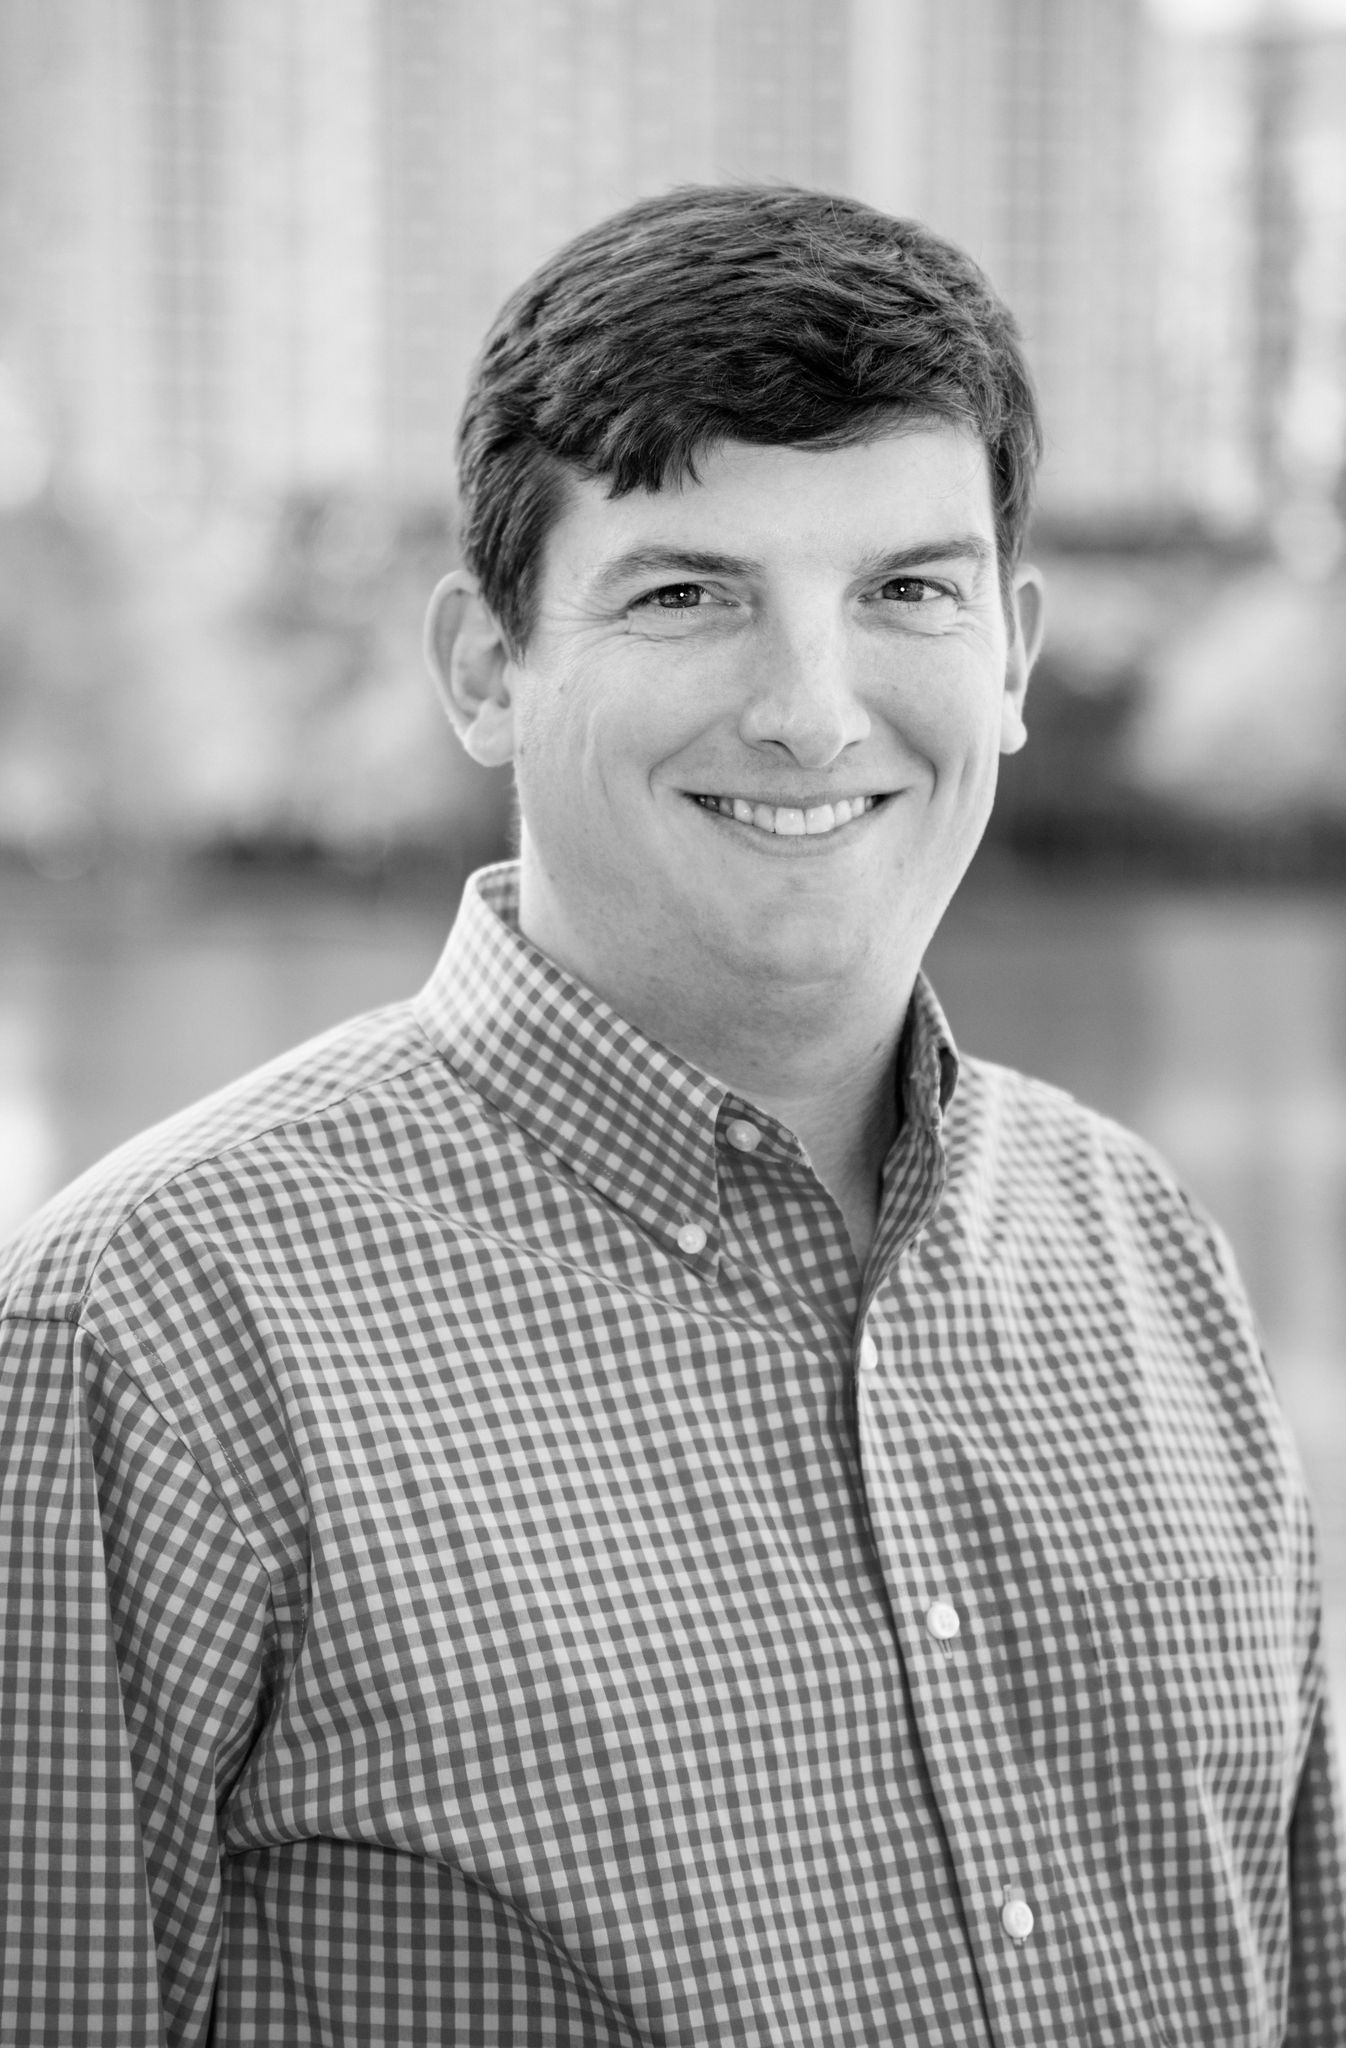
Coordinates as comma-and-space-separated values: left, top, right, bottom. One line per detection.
0, 1314, 275, 2047
1287, 1661, 1346, 2046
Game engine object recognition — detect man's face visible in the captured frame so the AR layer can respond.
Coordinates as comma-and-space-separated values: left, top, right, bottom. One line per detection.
497, 424, 1041, 1010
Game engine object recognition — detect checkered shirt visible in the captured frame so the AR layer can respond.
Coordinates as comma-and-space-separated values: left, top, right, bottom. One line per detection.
2, 861, 1342, 2046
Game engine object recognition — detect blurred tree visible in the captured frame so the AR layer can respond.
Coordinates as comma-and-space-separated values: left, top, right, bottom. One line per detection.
0, 488, 511, 871
0, 498, 137, 873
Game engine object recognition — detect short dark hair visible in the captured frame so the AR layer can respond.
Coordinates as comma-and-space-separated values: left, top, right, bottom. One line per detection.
457, 184, 1042, 653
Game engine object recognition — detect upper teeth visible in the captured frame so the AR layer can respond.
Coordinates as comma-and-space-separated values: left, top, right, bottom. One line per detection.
695, 795, 876, 836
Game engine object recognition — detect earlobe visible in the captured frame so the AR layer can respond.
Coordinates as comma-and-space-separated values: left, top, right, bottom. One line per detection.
1000, 564, 1046, 757
423, 570, 518, 767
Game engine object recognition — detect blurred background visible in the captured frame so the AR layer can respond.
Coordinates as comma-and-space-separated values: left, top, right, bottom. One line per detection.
1, 0, 1344, 1707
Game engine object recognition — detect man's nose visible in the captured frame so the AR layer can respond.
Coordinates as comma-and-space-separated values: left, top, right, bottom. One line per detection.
736, 616, 871, 768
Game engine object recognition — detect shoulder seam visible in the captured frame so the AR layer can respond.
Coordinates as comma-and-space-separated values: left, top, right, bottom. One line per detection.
74, 1035, 446, 1313
83, 1319, 285, 1582
0, 1310, 291, 1598
3, 1015, 449, 1321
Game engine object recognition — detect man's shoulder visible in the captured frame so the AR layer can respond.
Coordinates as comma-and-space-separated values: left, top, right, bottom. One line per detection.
948, 1050, 1223, 1265
954, 1048, 1155, 1146
946, 1049, 1268, 1360
953, 1050, 1167, 1169
0, 995, 445, 1323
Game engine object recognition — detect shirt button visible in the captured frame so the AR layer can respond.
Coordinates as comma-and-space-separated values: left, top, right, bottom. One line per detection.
676, 1222, 708, 1256
1001, 1897, 1035, 1942
925, 1599, 961, 1641
858, 1333, 879, 1372
725, 1118, 761, 1153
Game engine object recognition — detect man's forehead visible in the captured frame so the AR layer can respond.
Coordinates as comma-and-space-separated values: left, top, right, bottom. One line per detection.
550, 425, 996, 583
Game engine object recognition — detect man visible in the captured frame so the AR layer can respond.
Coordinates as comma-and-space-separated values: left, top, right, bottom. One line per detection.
1, 186, 1341, 2046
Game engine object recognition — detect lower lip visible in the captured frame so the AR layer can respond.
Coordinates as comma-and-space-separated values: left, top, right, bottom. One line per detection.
686, 796, 885, 847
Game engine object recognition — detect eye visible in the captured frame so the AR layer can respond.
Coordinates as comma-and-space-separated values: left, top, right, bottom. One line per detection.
632, 582, 708, 611
879, 576, 946, 604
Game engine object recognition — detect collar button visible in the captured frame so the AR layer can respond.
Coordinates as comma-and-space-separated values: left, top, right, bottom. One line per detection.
725, 1118, 761, 1153
676, 1222, 709, 1256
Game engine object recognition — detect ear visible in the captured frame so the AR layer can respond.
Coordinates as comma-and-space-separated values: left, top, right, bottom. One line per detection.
1000, 563, 1046, 757
423, 569, 518, 767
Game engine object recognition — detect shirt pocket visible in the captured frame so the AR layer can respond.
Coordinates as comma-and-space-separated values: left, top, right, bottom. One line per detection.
1080, 1573, 1299, 2048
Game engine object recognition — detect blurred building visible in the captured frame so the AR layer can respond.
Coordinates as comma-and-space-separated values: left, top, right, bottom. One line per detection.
0, 0, 851, 505
1157, 17, 1346, 543
378, 0, 850, 488
0, 0, 1343, 535
851, 0, 1168, 519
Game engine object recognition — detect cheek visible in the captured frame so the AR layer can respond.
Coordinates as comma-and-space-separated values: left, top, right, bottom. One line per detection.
528, 681, 707, 797
893, 687, 994, 777
511, 682, 583, 778
929, 652, 1010, 749
512, 692, 638, 824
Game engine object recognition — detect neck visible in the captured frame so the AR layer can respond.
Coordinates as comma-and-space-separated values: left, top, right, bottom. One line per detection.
517, 878, 913, 1266
655, 985, 906, 1265
730, 1034, 902, 1265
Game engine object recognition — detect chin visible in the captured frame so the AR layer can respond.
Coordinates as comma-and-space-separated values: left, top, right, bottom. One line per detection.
702, 899, 875, 987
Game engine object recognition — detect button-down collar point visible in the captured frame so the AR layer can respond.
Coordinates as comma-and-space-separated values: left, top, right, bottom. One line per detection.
419, 867, 726, 1252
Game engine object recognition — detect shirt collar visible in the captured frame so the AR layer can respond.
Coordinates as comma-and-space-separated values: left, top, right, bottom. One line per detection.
415, 862, 960, 1261
899, 969, 961, 1131
415, 864, 728, 1258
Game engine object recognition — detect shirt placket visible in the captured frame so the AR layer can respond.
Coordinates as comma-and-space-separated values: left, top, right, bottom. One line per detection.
715, 1100, 861, 1337
855, 1125, 1127, 2047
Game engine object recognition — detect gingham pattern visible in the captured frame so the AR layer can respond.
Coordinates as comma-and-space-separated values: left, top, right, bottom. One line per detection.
1, 861, 1342, 2046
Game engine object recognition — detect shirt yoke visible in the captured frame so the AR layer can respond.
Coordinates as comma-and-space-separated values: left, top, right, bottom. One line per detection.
0, 995, 443, 1323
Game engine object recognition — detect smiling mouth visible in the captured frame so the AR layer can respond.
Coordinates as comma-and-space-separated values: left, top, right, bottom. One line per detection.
689, 793, 884, 838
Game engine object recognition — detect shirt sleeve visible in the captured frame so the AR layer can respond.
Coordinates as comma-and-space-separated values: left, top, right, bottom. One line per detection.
0, 1313, 277, 2047
1190, 1203, 1346, 2041
1287, 1657, 1346, 2045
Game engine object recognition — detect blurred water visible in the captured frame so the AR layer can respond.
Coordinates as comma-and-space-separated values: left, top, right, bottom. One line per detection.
2, 862, 1344, 1726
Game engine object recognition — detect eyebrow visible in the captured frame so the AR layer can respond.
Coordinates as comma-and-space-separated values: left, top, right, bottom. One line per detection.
589, 547, 758, 596
854, 534, 995, 578
589, 533, 995, 598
